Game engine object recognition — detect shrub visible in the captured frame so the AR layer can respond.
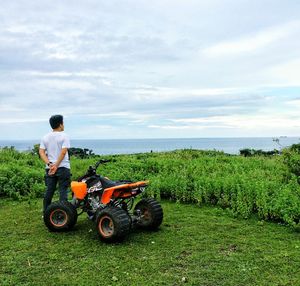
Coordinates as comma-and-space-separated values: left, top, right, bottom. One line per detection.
1, 148, 300, 229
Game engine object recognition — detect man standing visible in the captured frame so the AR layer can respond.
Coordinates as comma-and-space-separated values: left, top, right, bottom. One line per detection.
39, 115, 71, 213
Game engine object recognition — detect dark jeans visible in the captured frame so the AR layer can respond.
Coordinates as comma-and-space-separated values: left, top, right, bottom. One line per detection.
43, 167, 71, 212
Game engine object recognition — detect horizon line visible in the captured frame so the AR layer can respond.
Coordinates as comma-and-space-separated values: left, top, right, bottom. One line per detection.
0, 136, 298, 141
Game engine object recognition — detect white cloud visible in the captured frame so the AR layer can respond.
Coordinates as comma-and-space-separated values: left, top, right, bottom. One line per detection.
0, 117, 46, 124
265, 59, 300, 86
203, 20, 300, 57
147, 114, 300, 137
47, 52, 77, 60
286, 99, 300, 106
35, 79, 96, 91
0, 105, 24, 112
148, 125, 192, 130
132, 86, 249, 102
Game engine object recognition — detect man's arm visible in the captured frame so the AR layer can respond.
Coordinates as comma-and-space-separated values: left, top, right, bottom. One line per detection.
39, 148, 50, 165
54, 148, 68, 168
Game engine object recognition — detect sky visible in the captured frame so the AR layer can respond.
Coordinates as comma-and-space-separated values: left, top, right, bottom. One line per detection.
1, 0, 300, 139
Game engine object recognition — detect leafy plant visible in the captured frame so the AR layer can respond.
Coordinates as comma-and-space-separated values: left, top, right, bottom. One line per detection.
1, 147, 300, 229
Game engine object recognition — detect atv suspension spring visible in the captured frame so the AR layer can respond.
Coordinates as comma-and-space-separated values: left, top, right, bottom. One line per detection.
112, 198, 134, 211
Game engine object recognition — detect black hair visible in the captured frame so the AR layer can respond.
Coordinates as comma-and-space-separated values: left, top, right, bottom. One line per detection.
49, 115, 63, 129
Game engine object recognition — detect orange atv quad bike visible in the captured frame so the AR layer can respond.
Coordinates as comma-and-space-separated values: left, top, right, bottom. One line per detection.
43, 159, 163, 242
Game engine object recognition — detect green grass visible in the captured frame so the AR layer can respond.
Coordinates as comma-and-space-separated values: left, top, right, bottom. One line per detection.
1, 198, 299, 286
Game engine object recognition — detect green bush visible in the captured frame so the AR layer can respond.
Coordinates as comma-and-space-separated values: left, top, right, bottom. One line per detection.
282, 144, 300, 177
0, 148, 44, 199
1, 147, 300, 229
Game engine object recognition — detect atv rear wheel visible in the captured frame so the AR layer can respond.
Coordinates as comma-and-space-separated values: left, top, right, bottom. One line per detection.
134, 198, 163, 230
96, 207, 130, 242
44, 201, 77, 232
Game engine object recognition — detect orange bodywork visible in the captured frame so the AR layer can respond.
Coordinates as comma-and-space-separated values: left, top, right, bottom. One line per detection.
71, 181, 88, 199
101, 181, 149, 204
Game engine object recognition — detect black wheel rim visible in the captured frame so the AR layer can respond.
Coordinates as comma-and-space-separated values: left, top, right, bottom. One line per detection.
139, 207, 152, 225
99, 216, 114, 237
50, 209, 68, 227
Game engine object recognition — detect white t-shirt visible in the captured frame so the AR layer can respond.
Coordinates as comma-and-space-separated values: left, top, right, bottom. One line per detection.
40, 131, 71, 169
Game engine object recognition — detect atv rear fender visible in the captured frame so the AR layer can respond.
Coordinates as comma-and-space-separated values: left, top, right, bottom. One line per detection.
101, 181, 148, 204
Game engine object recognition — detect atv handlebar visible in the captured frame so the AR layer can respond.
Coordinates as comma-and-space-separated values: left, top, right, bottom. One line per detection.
94, 159, 112, 170
77, 159, 113, 181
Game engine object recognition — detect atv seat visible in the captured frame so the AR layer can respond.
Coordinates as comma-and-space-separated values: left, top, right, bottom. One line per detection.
99, 176, 126, 189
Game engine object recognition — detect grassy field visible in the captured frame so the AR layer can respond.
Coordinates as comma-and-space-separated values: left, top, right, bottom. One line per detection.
0, 198, 299, 286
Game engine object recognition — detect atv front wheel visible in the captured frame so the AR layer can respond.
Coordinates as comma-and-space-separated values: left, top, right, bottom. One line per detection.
134, 198, 163, 230
96, 207, 130, 242
44, 201, 78, 232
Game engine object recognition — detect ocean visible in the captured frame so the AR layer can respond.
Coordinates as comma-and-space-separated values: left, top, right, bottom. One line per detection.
0, 137, 299, 155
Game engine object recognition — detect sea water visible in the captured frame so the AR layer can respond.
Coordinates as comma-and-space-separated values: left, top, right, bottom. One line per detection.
0, 137, 299, 155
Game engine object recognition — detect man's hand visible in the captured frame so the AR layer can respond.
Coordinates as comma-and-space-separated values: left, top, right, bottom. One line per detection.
48, 164, 58, 175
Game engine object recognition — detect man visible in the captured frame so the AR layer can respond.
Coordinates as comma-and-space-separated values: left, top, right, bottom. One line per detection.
39, 115, 71, 212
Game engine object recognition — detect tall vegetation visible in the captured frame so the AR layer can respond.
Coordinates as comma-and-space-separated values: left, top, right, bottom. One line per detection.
0, 147, 45, 200
1, 147, 300, 229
